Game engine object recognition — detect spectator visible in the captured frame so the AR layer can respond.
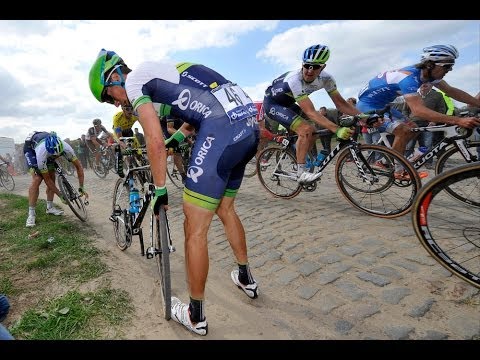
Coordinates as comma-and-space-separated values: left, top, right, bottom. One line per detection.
77, 134, 89, 169
0, 294, 14, 340
317, 106, 336, 153
134, 127, 146, 147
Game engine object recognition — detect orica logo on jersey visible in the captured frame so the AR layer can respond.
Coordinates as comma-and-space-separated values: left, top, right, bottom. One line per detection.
193, 136, 215, 166
187, 166, 203, 183
269, 108, 288, 121
181, 71, 208, 88
271, 88, 283, 97
172, 89, 212, 118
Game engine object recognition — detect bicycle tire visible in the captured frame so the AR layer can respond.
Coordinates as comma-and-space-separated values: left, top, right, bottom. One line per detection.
92, 159, 108, 179
166, 153, 184, 189
112, 178, 131, 250
335, 144, 421, 218
0, 169, 15, 191
411, 162, 480, 289
243, 155, 257, 178
58, 175, 87, 222
256, 146, 303, 199
151, 207, 171, 320
435, 141, 479, 174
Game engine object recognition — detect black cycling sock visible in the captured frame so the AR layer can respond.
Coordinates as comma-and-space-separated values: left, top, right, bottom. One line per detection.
238, 263, 254, 285
189, 297, 205, 323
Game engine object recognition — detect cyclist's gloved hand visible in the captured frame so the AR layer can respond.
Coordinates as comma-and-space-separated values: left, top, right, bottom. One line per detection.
336, 127, 354, 140
338, 115, 356, 128
151, 186, 168, 215
165, 129, 186, 151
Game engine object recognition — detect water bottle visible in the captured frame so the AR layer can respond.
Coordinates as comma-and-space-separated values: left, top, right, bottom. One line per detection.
314, 149, 329, 166
408, 146, 428, 162
129, 188, 140, 213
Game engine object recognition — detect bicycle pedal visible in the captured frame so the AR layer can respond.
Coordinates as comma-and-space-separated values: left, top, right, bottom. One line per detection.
145, 246, 155, 259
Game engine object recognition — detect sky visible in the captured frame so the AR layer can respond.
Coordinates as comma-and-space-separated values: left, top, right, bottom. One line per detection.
0, 19, 478, 144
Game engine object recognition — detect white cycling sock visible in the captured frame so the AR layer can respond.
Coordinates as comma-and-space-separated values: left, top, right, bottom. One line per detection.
47, 201, 53, 209
28, 207, 36, 216
297, 163, 306, 176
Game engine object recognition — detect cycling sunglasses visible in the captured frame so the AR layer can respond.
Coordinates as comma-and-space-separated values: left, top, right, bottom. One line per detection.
435, 62, 454, 71
302, 63, 326, 71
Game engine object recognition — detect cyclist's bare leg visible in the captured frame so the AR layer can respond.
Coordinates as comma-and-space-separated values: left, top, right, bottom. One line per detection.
173, 153, 185, 177
295, 122, 315, 171
44, 171, 56, 202
391, 123, 417, 158
215, 196, 248, 264
28, 173, 43, 207
183, 201, 215, 299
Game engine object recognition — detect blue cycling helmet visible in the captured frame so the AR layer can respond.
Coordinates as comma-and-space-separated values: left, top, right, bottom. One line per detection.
45, 132, 64, 155
421, 45, 459, 63
303, 44, 330, 65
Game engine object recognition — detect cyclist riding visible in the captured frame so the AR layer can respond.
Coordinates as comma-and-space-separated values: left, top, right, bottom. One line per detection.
89, 49, 260, 336
23, 131, 86, 227
85, 118, 114, 168
262, 44, 360, 184
357, 44, 480, 180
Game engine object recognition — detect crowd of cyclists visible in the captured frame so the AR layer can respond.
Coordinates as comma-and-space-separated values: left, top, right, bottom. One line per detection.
2, 42, 477, 338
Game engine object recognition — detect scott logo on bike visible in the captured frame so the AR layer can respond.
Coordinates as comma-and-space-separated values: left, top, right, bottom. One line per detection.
172, 89, 212, 118
187, 166, 203, 183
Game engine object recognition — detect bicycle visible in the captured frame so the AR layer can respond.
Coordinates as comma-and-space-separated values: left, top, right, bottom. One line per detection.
166, 135, 195, 189
374, 110, 479, 175
0, 161, 15, 191
54, 160, 88, 222
411, 161, 480, 289
111, 161, 175, 319
118, 137, 151, 187
86, 146, 108, 179
255, 113, 421, 218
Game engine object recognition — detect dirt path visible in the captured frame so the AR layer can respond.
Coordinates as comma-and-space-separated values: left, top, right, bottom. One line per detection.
4, 167, 479, 340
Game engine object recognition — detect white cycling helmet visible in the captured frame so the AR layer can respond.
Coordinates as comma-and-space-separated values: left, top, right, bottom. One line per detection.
421, 45, 459, 63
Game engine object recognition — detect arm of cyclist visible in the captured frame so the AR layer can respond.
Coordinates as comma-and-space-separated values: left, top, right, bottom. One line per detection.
297, 95, 354, 140
71, 158, 88, 198
137, 103, 169, 214
165, 122, 195, 150
405, 94, 480, 129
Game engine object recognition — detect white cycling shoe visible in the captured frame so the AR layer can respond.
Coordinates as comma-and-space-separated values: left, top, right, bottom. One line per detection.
297, 172, 317, 184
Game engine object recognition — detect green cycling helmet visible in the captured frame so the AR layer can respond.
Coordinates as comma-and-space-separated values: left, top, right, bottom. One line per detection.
88, 49, 125, 104
302, 44, 330, 65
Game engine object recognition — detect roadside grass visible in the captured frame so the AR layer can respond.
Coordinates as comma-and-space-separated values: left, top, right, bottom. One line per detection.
0, 193, 134, 339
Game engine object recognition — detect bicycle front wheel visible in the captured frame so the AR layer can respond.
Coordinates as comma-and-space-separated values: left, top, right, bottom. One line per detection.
112, 178, 131, 250
411, 162, 480, 289
435, 141, 479, 174
166, 153, 185, 189
0, 169, 15, 191
256, 146, 302, 199
335, 144, 421, 218
150, 208, 171, 320
58, 175, 87, 221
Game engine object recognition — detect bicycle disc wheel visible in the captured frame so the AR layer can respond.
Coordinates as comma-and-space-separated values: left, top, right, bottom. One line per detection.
256, 146, 302, 199
112, 178, 131, 250
151, 208, 171, 320
335, 144, 421, 218
412, 162, 480, 289
58, 175, 87, 221
0, 169, 15, 191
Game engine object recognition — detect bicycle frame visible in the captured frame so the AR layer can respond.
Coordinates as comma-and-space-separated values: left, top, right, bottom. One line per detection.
376, 125, 476, 170
114, 164, 153, 256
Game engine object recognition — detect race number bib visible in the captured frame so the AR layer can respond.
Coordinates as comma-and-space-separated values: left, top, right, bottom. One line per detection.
212, 84, 258, 124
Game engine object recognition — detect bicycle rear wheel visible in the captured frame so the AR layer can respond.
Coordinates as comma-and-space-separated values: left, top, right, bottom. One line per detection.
92, 158, 108, 178
112, 178, 131, 250
58, 175, 87, 221
150, 207, 171, 320
256, 146, 302, 199
335, 144, 421, 218
411, 162, 480, 289
0, 169, 15, 191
